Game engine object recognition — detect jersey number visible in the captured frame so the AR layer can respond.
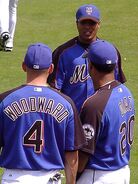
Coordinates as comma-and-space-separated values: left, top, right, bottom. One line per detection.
23, 120, 44, 153
120, 115, 134, 155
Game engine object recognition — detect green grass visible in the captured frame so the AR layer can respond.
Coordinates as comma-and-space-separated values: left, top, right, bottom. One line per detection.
0, 0, 138, 183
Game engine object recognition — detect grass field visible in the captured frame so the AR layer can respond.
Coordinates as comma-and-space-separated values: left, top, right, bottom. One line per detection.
0, 0, 138, 183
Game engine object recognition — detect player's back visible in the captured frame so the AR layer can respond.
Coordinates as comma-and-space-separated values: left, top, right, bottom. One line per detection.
0, 85, 81, 170
82, 81, 135, 170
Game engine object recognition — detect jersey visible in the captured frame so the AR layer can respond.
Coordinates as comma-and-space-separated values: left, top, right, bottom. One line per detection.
80, 81, 135, 171
48, 37, 126, 112
0, 85, 86, 170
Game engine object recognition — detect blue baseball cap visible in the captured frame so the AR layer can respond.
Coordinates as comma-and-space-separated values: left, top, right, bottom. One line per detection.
24, 43, 52, 70
76, 4, 100, 23
87, 40, 118, 65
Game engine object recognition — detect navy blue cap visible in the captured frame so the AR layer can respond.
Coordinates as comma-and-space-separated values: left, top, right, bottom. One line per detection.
76, 4, 100, 23
24, 43, 52, 70
88, 40, 118, 65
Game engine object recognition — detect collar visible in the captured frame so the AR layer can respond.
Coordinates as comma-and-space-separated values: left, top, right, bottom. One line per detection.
76, 37, 100, 49
96, 80, 121, 91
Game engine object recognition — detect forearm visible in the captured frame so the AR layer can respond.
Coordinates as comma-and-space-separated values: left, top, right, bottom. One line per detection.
65, 165, 77, 184
78, 151, 90, 172
65, 151, 78, 184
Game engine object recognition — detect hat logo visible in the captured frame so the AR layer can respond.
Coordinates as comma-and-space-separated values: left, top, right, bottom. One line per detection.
86, 7, 93, 15
33, 65, 40, 69
106, 60, 112, 64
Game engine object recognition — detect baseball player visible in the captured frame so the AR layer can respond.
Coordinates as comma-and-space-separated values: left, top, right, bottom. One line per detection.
0, 0, 19, 51
48, 4, 126, 113
0, 43, 86, 184
77, 40, 135, 184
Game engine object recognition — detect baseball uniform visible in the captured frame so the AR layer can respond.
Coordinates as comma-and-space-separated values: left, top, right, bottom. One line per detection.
77, 81, 135, 184
0, 85, 86, 183
48, 37, 126, 113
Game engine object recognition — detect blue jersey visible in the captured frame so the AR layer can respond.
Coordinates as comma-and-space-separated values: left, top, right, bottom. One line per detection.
48, 37, 126, 112
0, 85, 86, 170
80, 81, 135, 170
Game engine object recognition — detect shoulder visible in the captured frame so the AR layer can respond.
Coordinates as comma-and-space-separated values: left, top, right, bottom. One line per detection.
119, 83, 134, 97
81, 91, 106, 114
48, 86, 78, 112
82, 81, 120, 114
53, 37, 78, 58
0, 85, 24, 102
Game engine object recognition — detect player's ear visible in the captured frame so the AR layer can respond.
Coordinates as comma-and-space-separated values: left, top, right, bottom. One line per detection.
88, 61, 94, 73
22, 62, 27, 72
76, 20, 79, 29
97, 21, 100, 29
48, 64, 54, 74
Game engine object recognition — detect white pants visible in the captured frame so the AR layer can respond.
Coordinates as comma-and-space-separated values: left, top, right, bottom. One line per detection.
1, 169, 61, 184
0, 0, 19, 44
77, 165, 130, 184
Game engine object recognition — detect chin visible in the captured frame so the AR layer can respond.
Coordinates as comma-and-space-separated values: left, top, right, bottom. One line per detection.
80, 36, 90, 43
79, 35, 93, 44
84, 38, 92, 44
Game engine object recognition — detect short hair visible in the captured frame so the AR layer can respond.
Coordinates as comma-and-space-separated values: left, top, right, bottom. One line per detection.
92, 62, 116, 73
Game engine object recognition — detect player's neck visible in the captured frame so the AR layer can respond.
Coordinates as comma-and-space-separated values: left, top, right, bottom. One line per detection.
27, 82, 49, 87
99, 79, 115, 88
78, 35, 97, 44
93, 73, 115, 90
26, 71, 49, 86
26, 77, 48, 87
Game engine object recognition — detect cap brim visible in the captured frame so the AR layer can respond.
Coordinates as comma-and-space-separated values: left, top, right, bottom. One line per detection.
78, 17, 99, 23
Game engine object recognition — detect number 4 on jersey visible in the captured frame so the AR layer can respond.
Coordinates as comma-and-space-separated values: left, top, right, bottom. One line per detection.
23, 120, 44, 153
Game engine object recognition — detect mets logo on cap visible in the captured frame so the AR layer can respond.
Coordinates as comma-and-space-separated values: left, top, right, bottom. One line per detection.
85, 7, 93, 15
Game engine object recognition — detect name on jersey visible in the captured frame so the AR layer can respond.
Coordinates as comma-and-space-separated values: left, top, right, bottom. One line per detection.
119, 96, 132, 116
4, 97, 69, 123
